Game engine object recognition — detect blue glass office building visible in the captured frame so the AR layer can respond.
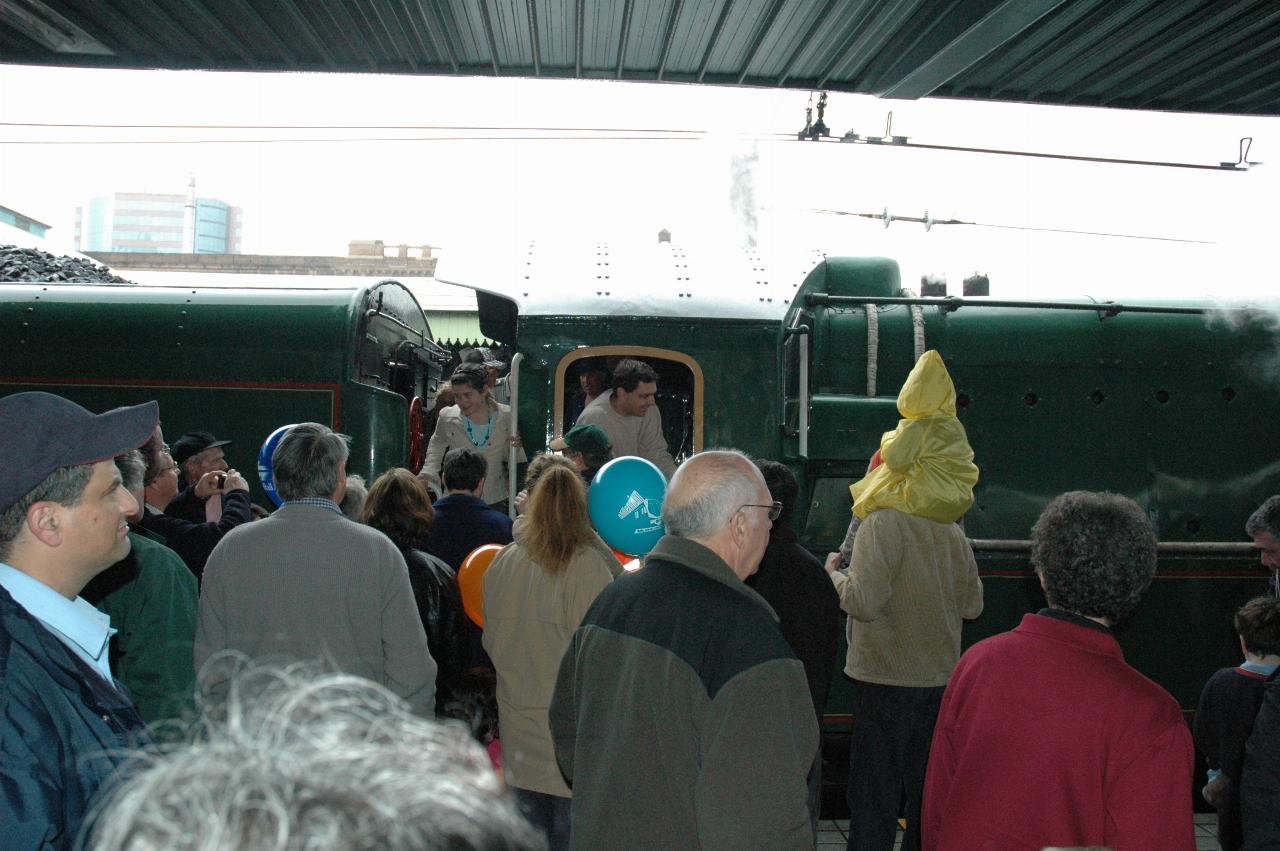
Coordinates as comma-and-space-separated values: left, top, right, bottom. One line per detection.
75, 191, 242, 254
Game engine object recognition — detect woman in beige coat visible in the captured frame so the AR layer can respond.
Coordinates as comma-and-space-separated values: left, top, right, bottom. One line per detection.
482, 462, 615, 851
420, 362, 524, 507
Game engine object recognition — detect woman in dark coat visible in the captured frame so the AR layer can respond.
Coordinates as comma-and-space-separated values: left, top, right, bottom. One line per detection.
363, 468, 468, 715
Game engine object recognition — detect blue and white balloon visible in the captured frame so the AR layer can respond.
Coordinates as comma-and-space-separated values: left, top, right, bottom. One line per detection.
257, 424, 297, 507
588, 455, 666, 556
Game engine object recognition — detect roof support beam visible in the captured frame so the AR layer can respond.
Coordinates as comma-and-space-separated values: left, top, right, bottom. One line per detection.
415, 0, 459, 73
477, 0, 502, 75
0, 0, 114, 54
735, 0, 786, 84
616, 0, 634, 79
656, 0, 684, 80
273, 0, 334, 69
525, 0, 541, 75
364, 0, 418, 72
818, 0, 917, 91
877, 0, 1068, 99
390, 0, 433, 65
776, 0, 839, 86
697, 0, 735, 82
316, 0, 380, 71
575, 0, 583, 77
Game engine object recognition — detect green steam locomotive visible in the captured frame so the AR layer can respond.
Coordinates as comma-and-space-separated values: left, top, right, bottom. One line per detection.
1, 244, 1274, 721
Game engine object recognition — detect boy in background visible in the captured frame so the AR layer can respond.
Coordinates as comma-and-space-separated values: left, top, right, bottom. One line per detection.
1195, 596, 1280, 851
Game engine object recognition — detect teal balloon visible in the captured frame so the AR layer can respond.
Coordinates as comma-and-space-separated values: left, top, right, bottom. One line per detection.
588, 456, 666, 556
257, 424, 297, 507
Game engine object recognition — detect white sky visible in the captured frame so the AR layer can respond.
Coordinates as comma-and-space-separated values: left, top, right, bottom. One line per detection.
0, 63, 1276, 300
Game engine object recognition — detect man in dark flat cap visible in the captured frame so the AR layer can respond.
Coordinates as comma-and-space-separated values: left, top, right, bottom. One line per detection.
164, 430, 244, 523
140, 427, 250, 581
0, 391, 157, 849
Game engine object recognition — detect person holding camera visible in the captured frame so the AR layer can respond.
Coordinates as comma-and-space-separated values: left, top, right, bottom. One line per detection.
138, 425, 250, 583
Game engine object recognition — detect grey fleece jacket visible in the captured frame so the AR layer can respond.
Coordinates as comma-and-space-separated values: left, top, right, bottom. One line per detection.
549, 535, 818, 849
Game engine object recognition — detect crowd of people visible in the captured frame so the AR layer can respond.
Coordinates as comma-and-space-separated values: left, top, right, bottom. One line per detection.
1, 349, 1279, 850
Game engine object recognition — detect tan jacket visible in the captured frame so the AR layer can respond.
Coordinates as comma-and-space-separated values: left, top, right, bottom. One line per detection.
421, 398, 525, 505
831, 507, 983, 687
482, 525, 614, 795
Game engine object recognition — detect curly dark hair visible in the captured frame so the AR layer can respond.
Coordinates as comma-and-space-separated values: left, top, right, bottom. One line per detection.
1236, 596, 1280, 657
1030, 491, 1157, 624
362, 468, 434, 550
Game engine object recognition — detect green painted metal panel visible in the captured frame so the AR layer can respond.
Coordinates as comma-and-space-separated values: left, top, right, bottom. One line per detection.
0, 282, 443, 504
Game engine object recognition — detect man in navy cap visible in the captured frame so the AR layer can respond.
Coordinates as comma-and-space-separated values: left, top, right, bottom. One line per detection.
0, 391, 157, 848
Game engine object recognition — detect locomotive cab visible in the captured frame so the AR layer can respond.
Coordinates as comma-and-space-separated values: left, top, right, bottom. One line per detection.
554, 347, 702, 464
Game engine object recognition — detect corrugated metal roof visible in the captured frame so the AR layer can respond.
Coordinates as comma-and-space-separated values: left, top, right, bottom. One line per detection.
2, 0, 1278, 115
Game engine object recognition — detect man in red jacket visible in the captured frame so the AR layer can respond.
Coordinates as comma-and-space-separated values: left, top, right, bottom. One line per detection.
922, 491, 1195, 851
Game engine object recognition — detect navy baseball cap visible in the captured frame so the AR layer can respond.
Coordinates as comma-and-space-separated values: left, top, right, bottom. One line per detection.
0, 392, 158, 512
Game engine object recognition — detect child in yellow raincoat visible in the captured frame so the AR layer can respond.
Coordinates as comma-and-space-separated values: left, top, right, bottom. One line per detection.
850, 350, 978, 524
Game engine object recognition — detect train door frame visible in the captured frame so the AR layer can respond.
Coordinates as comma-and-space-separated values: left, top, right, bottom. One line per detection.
552, 345, 705, 456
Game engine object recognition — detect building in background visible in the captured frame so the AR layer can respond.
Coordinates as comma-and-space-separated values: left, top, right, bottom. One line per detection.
0, 204, 50, 238
75, 177, 241, 254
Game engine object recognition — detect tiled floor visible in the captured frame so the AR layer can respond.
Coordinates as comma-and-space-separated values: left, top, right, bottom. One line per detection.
1195, 812, 1222, 851
817, 813, 1220, 850
816, 819, 901, 849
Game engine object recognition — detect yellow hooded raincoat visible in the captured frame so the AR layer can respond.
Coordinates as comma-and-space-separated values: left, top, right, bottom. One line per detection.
849, 350, 978, 524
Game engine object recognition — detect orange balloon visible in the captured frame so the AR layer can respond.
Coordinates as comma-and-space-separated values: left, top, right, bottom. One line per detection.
610, 546, 633, 565
458, 543, 504, 628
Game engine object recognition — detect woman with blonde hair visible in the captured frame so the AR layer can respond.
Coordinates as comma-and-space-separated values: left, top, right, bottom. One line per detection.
482, 462, 616, 850
420, 362, 524, 508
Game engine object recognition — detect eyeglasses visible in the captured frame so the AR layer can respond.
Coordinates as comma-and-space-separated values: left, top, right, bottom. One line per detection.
739, 501, 783, 521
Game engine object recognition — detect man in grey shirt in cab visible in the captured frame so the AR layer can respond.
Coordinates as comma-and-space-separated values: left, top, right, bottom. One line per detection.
575, 358, 676, 479
550, 449, 817, 849
195, 423, 436, 716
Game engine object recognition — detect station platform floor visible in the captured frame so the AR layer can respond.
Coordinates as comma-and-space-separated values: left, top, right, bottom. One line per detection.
815, 812, 1222, 849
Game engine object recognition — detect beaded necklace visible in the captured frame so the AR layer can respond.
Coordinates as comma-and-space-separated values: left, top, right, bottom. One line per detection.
464, 408, 494, 447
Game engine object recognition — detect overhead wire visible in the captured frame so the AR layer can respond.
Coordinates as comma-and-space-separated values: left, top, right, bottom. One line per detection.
0, 120, 707, 133
0, 135, 703, 144
814, 209, 1215, 244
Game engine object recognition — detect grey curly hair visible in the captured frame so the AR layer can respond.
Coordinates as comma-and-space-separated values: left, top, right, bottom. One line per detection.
1031, 491, 1157, 624
87, 662, 544, 851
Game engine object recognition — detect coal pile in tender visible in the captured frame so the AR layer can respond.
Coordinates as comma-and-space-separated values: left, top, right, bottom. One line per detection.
0, 245, 135, 284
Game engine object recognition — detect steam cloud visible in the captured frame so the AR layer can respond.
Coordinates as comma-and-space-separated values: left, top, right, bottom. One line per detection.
729, 145, 759, 248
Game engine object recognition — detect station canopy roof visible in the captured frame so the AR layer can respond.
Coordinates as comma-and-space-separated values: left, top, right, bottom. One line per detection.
2, 0, 1278, 116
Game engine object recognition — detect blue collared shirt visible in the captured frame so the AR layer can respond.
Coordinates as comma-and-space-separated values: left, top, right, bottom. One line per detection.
0, 561, 117, 686
1242, 659, 1279, 677
281, 497, 344, 515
